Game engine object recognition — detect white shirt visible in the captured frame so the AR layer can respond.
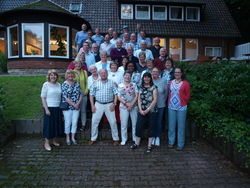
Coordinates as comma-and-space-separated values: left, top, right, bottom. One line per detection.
134, 49, 154, 60
88, 75, 100, 89
41, 82, 61, 107
108, 70, 123, 86
100, 42, 115, 56
95, 61, 111, 72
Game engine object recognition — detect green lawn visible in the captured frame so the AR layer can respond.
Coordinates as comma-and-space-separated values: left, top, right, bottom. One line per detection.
0, 76, 47, 119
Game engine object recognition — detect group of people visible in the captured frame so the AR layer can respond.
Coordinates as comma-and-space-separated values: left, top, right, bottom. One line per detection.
40, 24, 190, 153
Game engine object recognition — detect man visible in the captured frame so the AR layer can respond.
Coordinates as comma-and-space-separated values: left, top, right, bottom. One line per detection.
150, 37, 162, 59
75, 24, 88, 51
100, 34, 115, 56
154, 48, 168, 71
91, 43, 101, 62
110, 31, 120, 46
137, 31, 151, 48
129, 33, 140, 51
108, 28, 114, 38
95, 51, 111, 72
92, 28, 104, 46
126, 46, 139, 64
120, 25, 129, 40
134, 40, 154, 60
110, 39, 128, 65
89, 69, 120, 145
80, 42, 96, 71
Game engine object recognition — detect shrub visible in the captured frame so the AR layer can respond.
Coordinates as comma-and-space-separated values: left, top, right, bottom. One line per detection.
0, 53, 8, 73
0, 86, 6, 132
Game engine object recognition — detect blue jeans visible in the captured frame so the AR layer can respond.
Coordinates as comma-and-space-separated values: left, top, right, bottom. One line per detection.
168, 109, 187, 148
154, 108, 165, 137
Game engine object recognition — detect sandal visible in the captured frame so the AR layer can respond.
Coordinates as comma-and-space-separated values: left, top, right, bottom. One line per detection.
130, 143, 138, 149
146, 147, 152, 153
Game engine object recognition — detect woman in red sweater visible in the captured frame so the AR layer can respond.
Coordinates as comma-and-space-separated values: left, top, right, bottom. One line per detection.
168, 67, 190, 150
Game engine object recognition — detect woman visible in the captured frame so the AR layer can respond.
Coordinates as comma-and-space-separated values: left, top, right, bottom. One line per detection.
152, 67, 168, 146
161, 58, 174, 84
74, 61, 88, 131
125, 61, 141, 87
141, 59, 154, 78
136, 52, 147, 73
130, 72, 158, 153
88, 65, 99, 89
168, 67, 190, 151
67, 51, 88, 71
41, 70, 64, 151
118, 56, 129, 74
61, 70, 83, 145
118, 71, 139, 145
108, 62, 123, 87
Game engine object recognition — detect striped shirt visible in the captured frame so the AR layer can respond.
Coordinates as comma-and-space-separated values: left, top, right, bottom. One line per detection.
90, 79, 118, 103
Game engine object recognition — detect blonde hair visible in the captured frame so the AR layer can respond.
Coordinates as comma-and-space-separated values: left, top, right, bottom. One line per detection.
74, 60, 82, 67
47, 69, 58, 82
64, 70, 75, 80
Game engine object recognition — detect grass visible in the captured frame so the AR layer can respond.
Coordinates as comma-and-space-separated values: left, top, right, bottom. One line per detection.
0, 76, 47, 120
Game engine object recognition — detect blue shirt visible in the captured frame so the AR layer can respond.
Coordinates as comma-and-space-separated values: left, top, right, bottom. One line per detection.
92, 35, 104, 46
75, 31, 88, 50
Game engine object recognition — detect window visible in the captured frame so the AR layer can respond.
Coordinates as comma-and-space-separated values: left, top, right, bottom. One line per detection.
7, 25, 19, 58
169, 6, 184, 21
153, 5, 167, 20
169, 38, 182, 60
121, 4, 133, 19
22, 23, 44, 57
0, 38, 4, 54
72, 28, 78, 58
185, 39, 198, 60
159, 38, 166, 48
69, 3, 82, 14
186, 7, 200, 21
135, 5, 150, 20
205, 47, 222, 57
49, 24, 69, 58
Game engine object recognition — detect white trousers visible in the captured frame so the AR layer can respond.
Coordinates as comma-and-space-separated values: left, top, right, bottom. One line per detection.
80, 95, 88, 126
120, 107, 138, 143
63, 110, 80, 134
91, 102, 119, 141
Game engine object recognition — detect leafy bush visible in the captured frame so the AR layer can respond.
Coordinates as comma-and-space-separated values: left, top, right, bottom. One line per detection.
176, 61, 250, 167
0, 86, 6, 132
0, 53, 8, 73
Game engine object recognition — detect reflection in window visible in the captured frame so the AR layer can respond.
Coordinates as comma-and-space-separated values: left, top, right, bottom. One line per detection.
205, 47, 222, 57
135, 5, 150, 19
121, 4, 133, 19
170, 6, 183, 21
170, 38, 182, 60
153, 6, 167, 20
8, 25, 19, 57
49, 24, 68, 58
186, 7, 200, 21
159, 38, 166, 48
185, 39, 198, 60
72, 28, 78, 58
69, 3, 82, 14
22, 23, 43, 57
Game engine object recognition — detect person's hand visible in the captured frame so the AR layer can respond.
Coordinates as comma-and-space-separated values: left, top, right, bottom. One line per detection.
110, 104, 115, 111
126, 102, 133, 111
91, 105, 96, 113
139, 109, 145, 116
45, 109, 51, 116
74, 103, 80, 110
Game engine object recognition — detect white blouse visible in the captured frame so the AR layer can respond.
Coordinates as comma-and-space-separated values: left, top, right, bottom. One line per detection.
41, 82, 61, 107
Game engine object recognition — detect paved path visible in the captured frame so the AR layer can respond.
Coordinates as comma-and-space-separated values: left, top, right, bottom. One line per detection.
0, 136, 249, 187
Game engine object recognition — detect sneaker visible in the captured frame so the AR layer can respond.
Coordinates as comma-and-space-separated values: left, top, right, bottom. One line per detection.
66, 140, 71, 146
176, 147, 183, 151
130, 143, 138, 149
88, 141, 96, 145
146, 147, 152, 153
168, 144, 174, 149
72, 139, 77, 145
155, 137, 160, 146
151, 137, 155, 145
120, 141, 126, 146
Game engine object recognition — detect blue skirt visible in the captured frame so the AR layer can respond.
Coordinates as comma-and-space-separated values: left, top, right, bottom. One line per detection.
43, 107, 64, 139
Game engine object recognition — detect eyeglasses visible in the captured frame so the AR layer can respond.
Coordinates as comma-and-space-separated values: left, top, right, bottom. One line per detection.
174, 72, 182, 74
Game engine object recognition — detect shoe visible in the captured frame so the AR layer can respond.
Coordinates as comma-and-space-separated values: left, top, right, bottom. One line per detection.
155, 137, 160, 146
176, 147, 183, 151
151, 138, 155, 145
88, 141, 96, 145
44, 144, 52, 151
130, 143, 138, 149
168, 144, 174, 149
52, 142, 60, 147
120, 141, 126, 146
146, 147, 152, 153
113, 141, 120, 146
66, 140, 71, 146
79, 126, 86, 132
72, 140, 77, 145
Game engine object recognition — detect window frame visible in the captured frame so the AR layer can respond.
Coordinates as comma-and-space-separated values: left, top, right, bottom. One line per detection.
22, 23, 44, 58
48, 24, 69, 59
205, 47, 222, 57
69, 3, 82, 14
7, 24, 19, 58
135, 4, 151, 20
152, 5, 167, 20
186, 7, 200, 22
169, 6, 184, 21
185, 38, 198, 60
121, 4, 134, 20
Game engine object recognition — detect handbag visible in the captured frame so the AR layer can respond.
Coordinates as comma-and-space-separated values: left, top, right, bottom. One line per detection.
59, 101, 69, 111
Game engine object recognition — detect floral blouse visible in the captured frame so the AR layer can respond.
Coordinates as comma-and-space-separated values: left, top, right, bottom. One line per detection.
118, 82, 138, 109
61, 81, 82, 110
139, 85, 157, 113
